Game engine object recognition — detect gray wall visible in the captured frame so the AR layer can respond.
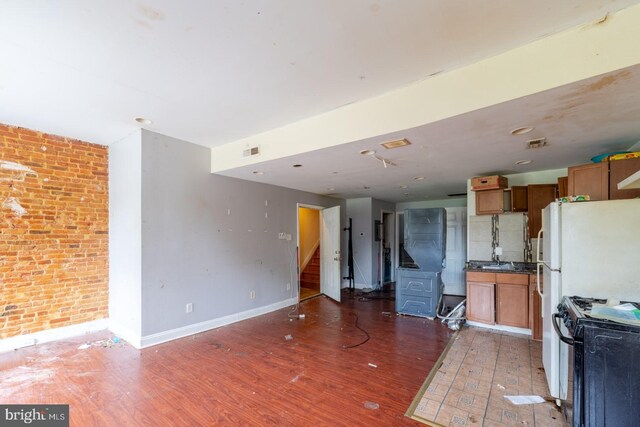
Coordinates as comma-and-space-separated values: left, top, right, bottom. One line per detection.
109, 130, 142, 342
140, 130, 343, 336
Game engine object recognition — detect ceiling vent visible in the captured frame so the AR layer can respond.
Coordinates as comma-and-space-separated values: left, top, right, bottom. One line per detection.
526, 138, 547, 149
380, 138, 411, 149
243, 146, 260, 157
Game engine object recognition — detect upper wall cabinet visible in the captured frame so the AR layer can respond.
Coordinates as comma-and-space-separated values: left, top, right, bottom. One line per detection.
609, 157, 640, 200
476, 189, 510, 215
510, 186, 528, 212
568, 157, 640, 201
528, 184, 557, 238
568, 162, 609, 201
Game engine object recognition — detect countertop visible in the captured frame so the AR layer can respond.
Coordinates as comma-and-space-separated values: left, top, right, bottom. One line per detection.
464, 260, 537, 275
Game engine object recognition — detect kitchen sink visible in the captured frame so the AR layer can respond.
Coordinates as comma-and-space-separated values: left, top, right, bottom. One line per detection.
481, 263, 516, 271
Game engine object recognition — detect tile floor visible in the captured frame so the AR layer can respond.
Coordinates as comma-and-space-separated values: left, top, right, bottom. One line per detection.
412, 326, 569, 426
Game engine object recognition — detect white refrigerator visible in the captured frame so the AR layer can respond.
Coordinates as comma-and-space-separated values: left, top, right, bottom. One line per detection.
536, 199, 640, 400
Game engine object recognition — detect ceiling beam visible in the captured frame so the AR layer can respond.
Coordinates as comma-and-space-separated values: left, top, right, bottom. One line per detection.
211, 4, 640, 173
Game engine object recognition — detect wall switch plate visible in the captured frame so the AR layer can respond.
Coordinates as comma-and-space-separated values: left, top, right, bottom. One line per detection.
286, 283, 291, 291
186, 303, 193, 313
278, 232, 286, 239
250, 290, 256, 299
494, 246, 503, 256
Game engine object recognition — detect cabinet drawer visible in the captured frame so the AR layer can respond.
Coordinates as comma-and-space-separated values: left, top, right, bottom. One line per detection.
466, 271, 496, 283
496, 273, 528, 285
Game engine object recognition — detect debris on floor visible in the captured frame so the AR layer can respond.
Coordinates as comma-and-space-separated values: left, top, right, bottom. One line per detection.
368, 363, 378, 368
504, 395, 546, 405
77, 337, 124, 350
364, 401, 380, 410
284, 334, 293, 341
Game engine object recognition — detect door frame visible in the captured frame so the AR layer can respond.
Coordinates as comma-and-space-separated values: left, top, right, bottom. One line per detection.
297, 203, 342, 301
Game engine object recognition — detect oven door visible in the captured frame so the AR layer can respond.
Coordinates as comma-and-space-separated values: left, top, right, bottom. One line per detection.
552, 313, 573, 418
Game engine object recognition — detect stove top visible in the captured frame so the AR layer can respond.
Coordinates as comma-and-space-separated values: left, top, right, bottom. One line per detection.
568, 296, 608, 315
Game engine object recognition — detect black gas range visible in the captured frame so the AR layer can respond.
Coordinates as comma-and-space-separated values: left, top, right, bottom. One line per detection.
555, 296, 640, 426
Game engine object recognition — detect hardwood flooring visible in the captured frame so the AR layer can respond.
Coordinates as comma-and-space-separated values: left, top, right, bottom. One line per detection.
0, 290, 453, 426
299, 286, 320, 301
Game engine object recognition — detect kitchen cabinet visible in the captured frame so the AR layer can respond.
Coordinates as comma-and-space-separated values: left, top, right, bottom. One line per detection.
466, 272, 495, 324
527, 184, 557, 238
475, 189, 512, 215
609, 157, 640, 200
557, 176, 568, 198
496, 273, 529, 328
529, 274, 543, 341
475, 189, 504, 215
568, 162, 608, 201
510, 186, 528, 212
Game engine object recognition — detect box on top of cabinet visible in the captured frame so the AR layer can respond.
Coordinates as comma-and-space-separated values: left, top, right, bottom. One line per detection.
471, 175, 508, 191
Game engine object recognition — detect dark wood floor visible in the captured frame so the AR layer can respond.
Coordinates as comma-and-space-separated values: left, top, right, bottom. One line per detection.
0, 289, 453, 426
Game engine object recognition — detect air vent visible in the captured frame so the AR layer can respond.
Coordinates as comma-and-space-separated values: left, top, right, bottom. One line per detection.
527, 138, 547, 149
243, 146, 260, 157
380, 138, 411, 149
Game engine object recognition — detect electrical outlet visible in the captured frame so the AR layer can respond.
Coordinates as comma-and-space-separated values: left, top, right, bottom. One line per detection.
286, 283, 291, 291
285, 233, 292, 241
185, 303, 193, 313
278, 232, 286, 239
494, 247, 503, 256
250, 290, 256, 300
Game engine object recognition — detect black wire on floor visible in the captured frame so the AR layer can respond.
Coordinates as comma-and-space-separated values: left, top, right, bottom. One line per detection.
351, 289, 395, 302
342, 312, 371, 349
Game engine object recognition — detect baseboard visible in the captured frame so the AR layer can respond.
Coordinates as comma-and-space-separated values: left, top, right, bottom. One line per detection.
138, 297, 298, 349
0, 319, 109, 354
466, 320, 531, 336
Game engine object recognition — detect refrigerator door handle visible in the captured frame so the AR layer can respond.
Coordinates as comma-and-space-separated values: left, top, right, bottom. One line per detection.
536, 228, 544, 298
536, 263, 544, 299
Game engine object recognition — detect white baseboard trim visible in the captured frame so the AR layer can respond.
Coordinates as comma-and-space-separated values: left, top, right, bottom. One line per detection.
138, 297, 298, 349
466, 320, 531, 336
0, 319, 109, 354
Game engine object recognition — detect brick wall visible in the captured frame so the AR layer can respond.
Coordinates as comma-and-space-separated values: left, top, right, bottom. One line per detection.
0, 124, 108, 339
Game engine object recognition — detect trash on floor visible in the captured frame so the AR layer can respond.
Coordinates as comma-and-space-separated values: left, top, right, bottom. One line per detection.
504, 395, 546, 405
77, 344, 91, 350
284, 334, 293, 341
368, 363, 378, 368
364, 401, 379, 410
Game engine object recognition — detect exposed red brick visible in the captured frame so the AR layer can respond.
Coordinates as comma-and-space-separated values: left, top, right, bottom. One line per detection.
0, 123, 108, 339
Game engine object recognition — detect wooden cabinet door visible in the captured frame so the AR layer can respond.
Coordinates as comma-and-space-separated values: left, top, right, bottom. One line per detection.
466, 281, 495, 324
475, 189, 504, 215
568, 162, 609, 200
510, 186, 528, 212
557, 176, 568, 198
496, 282, 529, 328
609, 157, 640, 200
527, 184, 557, 238
529, 274, 543, 341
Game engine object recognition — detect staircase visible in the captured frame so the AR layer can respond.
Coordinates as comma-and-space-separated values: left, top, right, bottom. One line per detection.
300, 246, 320, 291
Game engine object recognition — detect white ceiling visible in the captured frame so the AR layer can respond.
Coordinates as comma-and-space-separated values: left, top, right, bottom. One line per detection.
1, 1, 640, 202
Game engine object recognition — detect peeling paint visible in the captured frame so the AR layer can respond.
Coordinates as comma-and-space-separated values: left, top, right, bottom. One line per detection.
2, 197, 27, 216
0, 160, 37, 177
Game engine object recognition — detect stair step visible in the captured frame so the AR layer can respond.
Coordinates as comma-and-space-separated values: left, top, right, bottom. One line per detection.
301, 272, 319, 282
300, 280, 320, 291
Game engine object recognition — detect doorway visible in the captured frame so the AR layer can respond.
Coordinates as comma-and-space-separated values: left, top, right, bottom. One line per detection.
298, 206, 321, 300
297, 204, 342, 302
379, 211, 395, 288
